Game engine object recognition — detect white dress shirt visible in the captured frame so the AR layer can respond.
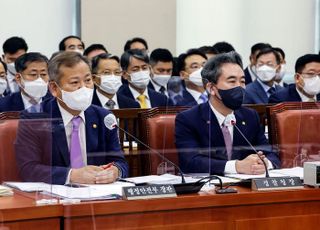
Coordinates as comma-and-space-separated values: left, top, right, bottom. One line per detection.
296, 87, 317, 102
129, 85, 151, 108
186, 87, 205, 104
21, 93, 42, 110
96, 90, 119, 109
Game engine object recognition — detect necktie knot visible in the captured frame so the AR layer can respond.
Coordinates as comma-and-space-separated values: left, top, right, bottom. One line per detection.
268, 87, 276, 95
106, 99, 115, 109
72, 116, 81, 132
199, 93, 208, 103
159, 86, 166, 94
137, 94, 147, 108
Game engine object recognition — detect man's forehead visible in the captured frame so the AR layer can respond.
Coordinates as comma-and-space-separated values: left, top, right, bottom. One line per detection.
220, 63, 244, 76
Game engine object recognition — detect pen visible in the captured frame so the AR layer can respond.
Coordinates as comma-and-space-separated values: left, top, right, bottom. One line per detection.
102, 162, 115, 170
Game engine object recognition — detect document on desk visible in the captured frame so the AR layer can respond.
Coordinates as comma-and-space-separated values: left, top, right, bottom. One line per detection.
4, 181, 133, 200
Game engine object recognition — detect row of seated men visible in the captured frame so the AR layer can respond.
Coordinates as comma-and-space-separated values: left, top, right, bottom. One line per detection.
0, 37, 319, 185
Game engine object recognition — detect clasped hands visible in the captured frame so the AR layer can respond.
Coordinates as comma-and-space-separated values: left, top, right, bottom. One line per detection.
235, 151, 268, 175
70, 164, 119, 184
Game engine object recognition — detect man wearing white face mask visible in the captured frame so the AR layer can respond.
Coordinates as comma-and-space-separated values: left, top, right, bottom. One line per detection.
148, 48, 174, 96
91, 53, 139, 109
273, 47, 288, 87
176, 49, 208, 106
2, 36, 29, 94
0, 60, 8, 97
15, 52, 128, 185
118, 49, 172, 108
269, 54, 320, 103
244, 48, 282, 104
0, 52, 51, 112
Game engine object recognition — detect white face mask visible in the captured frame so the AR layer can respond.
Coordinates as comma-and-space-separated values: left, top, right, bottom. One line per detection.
275, 64, 286, 81
189, 68, 204, 87
152, 74, 171, 87
256, 65, 276, 82
99, 74, 122, 94
0, 78, 7, 95
6, 62, 16, 75
129, 70, 150, 89
61, 86, 93, 111
21, 76, 48, 99
73, 49, 84, 55
303, 75, 320, 96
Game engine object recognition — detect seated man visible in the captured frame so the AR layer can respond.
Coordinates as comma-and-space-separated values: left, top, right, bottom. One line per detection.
91, 53, 140, 109
118, 49, 172, 108
269, 54, 320, 103
15, 51, 128, 184
0, 52, 51, 112
0, 60, 8, 97
175, 52, 280, 175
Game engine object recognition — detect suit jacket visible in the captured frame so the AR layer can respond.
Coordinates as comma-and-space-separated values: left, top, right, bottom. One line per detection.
15, 98, 129, 184
118, 85, 173, 107
174, 89, 198, 107
0, 92, 52, 112
91, 89, 140, 109
244, 80, 282, 104
244, 67, 253, 85
175, 102, 280, 174
269, 83, 320, 103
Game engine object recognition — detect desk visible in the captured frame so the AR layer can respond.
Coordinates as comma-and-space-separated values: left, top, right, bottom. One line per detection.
63, 186, 320, 230
0, 191, 62, 229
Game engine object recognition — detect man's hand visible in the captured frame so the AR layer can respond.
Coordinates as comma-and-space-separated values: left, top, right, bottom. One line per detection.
95, 165, 119, 184
70, 165, 103, 184
235, 152, 268, 174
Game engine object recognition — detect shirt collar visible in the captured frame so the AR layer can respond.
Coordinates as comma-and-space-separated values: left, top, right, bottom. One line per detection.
96, 90, 118, 108
57, 100, 86, 127
296, 86, 317, 102
129, 85, 149, 99
186, 87, 202, 101
257, 78, 276, 93
208, 101, 234, 127
21, 92, 42, 109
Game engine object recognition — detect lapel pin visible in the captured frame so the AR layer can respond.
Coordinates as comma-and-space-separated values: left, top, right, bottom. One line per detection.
242, 121, 246, 125
93, 124, 97, 128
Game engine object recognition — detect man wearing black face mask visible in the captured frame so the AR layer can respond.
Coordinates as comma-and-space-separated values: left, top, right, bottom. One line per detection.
175, 52, 280, 175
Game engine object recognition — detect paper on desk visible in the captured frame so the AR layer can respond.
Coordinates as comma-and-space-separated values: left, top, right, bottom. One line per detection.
0, 185, 13, 196
3, 182, 52, 192
225, 171, 289, 180
271, 167, 303, 179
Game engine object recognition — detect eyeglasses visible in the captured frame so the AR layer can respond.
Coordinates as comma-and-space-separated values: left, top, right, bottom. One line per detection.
97, 70, 122, 76
300, 73, 320, 79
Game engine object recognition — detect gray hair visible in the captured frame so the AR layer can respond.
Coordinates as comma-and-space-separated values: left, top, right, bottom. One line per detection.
201, 51, 243, 84
48, 51, 91, 84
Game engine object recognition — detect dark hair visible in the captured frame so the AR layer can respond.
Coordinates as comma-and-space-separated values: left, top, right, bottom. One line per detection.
0, 59, 7, 73
49, 51, 90, 83
250, 42, 272, 55
2, 36, 28, 54
15, 52, 48, 73
58, 35, 85, 51
120, 49, 149, 71
91, 53, 120, 74
256, 48, 281, 65
273, 47, 285, 60
198, 46, 219, 56
201, 51, 243, 84
83, 44, 108, 56
150, 48, 173, 66
295, 54, 320, 73
177, 48, 207, 73
124, 37, 148, 51
212, 41, 235, 53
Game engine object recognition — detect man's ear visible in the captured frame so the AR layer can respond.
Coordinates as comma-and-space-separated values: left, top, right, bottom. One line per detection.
295, 73, 303, 86
122, 71, 130, 81
49, 81, 59, 97
15, 73, 21, 85
180, 70, 188, 80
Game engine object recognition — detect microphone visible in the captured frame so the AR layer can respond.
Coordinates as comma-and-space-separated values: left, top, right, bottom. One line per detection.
227, 114, 270, 178
104, 113, 225, 194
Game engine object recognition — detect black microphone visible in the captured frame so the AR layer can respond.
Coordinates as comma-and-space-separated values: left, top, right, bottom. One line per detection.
104, 113, 225, 194
226, 114, 270, 178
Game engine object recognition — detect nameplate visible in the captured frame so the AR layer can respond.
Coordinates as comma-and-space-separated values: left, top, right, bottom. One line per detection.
122, 184, 177, 200
252, 177, 303, 191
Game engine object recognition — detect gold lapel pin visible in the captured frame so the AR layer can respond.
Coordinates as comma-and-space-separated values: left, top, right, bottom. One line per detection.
93, 124, 97, 128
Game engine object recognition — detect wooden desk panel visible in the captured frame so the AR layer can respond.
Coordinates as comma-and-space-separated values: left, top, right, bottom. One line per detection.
63, 187, 320, 230
0, 191, 62, 229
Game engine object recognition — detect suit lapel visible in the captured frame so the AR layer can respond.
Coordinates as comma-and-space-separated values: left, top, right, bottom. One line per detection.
254, 81, 268, 103
84, 107, 99, 156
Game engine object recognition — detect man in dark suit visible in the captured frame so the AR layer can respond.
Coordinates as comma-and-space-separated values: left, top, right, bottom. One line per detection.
0, 52, 51, 112
244, 48, 283, 104
173, 49, 208, 106
91, 53, 139, 109
118, 49, 172, 108
15, 52, 128, 185
269, 54, 320, 103
175, 52, 280, 175
244, 43, 272, 85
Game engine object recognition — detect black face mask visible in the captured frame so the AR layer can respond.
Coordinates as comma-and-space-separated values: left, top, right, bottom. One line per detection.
217, 86, 245, 110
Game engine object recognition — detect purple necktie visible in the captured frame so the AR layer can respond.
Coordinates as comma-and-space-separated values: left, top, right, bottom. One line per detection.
70, 116, 84, 168
221, 123, 232, 160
